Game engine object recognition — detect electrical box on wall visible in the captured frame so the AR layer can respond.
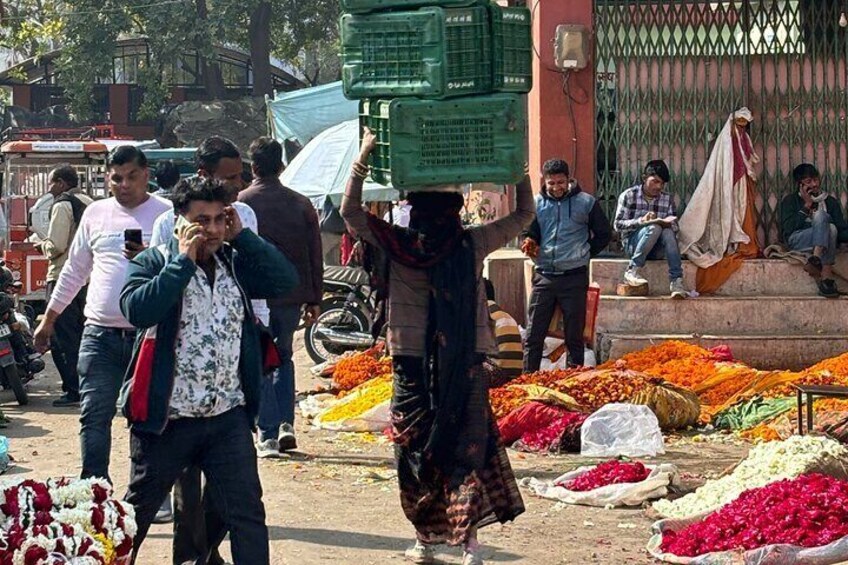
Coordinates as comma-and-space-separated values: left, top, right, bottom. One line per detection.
554, 24, 590, 70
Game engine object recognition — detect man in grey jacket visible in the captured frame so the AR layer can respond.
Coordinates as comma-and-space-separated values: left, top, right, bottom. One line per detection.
522, 159, 611, 372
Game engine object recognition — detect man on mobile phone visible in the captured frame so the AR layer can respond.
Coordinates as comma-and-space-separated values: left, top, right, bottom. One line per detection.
614, 160, 688, 299
780, 163, 848, 298
34, 146, 171, 481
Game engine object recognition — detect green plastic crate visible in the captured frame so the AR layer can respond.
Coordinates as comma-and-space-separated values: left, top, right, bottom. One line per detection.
490, 5, 532, 93
340, 0, 484, 15
341, 6, 492, 99
360, 94, 526, 189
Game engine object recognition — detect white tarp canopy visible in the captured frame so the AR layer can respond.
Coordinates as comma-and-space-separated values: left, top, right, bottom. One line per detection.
280, 120, 399, 207
267, 81, 358, 148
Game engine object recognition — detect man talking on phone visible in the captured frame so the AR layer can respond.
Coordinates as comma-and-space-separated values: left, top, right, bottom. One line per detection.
613, 159, 687, 299
34, 146, 172, 480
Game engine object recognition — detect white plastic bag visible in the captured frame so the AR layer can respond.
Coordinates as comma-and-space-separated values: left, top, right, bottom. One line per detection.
581, 404, 665, 458
648, 514, 848, 564
521, 463, 679, 508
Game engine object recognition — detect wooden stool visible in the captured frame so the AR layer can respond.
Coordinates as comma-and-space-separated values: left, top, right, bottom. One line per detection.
795, 384, 848, 435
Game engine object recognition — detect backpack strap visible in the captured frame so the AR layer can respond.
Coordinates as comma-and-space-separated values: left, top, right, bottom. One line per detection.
51, 192, 88, 225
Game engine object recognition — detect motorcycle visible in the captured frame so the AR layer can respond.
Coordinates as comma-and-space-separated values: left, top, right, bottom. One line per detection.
304, 266, 381, 365
0, 292, 44, 405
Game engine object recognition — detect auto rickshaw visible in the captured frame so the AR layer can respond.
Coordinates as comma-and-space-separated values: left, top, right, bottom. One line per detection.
0, 140, 110, 309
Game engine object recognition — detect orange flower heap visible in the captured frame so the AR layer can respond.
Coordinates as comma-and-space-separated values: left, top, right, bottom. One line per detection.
556, 370, 654, 412
333, 352, 393, 392
490, 387, 529, 420
807, 352, 848, 378
603, 340, 712, 373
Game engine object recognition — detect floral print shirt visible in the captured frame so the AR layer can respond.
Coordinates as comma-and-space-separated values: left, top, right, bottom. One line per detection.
170, 255, 245, 419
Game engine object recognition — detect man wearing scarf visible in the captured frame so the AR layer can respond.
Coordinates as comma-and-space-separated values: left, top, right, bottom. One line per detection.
780, 163, 848, 298
341, 129, 533, 565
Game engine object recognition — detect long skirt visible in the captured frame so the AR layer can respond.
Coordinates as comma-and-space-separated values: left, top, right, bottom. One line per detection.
391, 355, 525, 546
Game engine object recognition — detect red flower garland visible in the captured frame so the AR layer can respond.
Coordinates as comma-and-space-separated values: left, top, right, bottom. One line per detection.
661, 473, 848, 557
559, 460, 651, 492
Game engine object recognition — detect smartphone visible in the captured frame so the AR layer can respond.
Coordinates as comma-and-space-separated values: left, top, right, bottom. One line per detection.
124, 229, 143, 246
174, 215, 192, 236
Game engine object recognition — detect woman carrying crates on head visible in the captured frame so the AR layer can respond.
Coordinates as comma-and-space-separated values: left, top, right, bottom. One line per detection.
341, 128, 534, 565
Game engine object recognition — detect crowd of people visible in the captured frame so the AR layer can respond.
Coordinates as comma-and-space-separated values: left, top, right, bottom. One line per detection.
22, 123, 845, 564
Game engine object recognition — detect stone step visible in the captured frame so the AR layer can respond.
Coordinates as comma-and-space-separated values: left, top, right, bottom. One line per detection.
589, 258, 848, 297
596, 333, 848, 371
596, 295, 848, 335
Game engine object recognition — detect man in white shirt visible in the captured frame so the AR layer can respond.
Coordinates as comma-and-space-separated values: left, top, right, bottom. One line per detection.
34, 146, 172, 480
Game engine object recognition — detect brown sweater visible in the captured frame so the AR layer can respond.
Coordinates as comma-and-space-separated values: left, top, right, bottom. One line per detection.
341, 176, 535, 357
238, 177, 323, 306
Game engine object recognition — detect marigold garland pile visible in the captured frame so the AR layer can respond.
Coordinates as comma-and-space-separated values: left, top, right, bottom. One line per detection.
318, 376, 392, 424
332, 352, 392, 392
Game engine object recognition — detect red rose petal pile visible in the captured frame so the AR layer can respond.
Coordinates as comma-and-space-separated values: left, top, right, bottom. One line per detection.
519, 412, 587, 452
560, 460, 651, 492
660, 473, 848, 557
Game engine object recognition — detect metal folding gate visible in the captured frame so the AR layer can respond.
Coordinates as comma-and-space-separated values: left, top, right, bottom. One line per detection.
595, 1, 848, 244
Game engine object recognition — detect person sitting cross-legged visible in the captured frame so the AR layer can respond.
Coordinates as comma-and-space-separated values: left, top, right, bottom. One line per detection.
614, 160, 687, 299
780, 163, 848, 298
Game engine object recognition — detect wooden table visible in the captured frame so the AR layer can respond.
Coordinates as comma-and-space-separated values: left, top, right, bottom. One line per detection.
795, 384, 848, 435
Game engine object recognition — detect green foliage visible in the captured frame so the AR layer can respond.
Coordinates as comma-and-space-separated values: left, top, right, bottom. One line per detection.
0, 0, 65, 59
270, 0, 341, 86
1, 0, 343, 120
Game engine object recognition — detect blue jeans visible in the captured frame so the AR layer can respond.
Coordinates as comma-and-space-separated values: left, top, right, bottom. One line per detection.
77, 325, 137, 480
625, 225, 684, 281
257, 305, 300, 442
788, 207, 838, 266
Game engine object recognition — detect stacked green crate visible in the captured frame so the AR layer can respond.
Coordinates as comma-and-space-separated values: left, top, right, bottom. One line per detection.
361, 95, 525, 188
341, 0, 486, 15
341, 6, 493, 99
340, 1, 531, 188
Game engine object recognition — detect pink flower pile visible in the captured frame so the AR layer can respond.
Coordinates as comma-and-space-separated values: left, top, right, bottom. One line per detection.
661, 473, 848, 557
560, 460, 651, 492
519, 412, 587, 453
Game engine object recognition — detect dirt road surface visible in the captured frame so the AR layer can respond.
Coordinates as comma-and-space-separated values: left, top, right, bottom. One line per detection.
0, 339, 749, 564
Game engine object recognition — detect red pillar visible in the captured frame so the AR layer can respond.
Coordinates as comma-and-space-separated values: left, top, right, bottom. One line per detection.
527, 0, 595, 194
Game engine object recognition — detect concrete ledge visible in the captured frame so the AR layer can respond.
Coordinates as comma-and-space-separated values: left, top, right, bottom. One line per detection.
596, 295, 848, 335
597, 333, 848, 371
590, 258, 826, 297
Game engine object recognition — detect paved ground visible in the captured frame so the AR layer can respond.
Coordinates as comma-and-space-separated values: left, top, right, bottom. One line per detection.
0, 336, 751, 564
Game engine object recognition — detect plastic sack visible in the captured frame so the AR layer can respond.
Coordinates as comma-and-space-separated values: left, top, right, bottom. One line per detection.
521, 463, 679, 508
648, 514, 848, 564
581, 404, 665, 457
629, 382, 701, 431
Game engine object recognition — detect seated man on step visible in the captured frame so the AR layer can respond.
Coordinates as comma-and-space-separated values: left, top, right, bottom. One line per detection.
614, 160, 687, 299
780, 163, 848, 298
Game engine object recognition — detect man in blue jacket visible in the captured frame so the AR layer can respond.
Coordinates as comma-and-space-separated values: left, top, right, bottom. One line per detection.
120, 177, 298, 564
522, 159, 611, 372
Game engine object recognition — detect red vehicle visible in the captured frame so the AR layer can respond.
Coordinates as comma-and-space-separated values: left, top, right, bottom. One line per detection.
0, 140, 110, 308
